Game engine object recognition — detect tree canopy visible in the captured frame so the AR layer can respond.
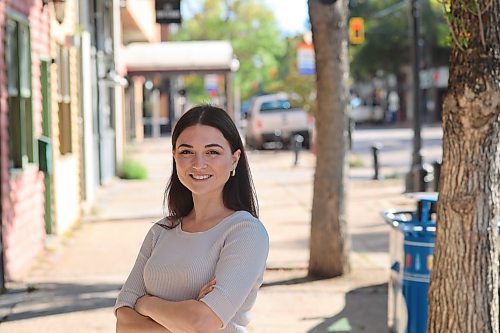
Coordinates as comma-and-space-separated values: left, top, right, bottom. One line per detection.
171, 0, 287, 102
349, 0, 451, 80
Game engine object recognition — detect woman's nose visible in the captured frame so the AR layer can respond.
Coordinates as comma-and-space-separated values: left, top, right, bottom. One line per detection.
192, 154, 207, 169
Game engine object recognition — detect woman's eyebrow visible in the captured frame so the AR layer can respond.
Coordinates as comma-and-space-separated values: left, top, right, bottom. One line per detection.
205, 143, 224, 149
177, 143, 224, 149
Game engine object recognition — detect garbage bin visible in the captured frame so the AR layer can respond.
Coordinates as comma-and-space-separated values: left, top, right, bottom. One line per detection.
384, 193, 500, 333
383, 193, 437, 333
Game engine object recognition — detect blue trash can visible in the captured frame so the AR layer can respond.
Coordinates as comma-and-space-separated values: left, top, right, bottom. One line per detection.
401, 222, 435, 333
384, 193, 500, 333
383, 193, 437, 333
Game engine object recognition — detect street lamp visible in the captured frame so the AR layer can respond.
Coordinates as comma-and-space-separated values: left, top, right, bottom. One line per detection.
42, 0, 67, 24
405, 0, 426, 193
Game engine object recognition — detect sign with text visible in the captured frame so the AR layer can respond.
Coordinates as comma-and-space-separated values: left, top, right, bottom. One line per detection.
155, 0, 181, 24
297, 42, 315, 75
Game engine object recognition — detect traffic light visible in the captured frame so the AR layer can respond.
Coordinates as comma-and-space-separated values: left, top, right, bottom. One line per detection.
349, 17, 365, 45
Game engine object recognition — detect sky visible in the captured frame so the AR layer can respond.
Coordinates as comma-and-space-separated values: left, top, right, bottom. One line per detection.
181, 0, 309, 36
263, 0, 309, 35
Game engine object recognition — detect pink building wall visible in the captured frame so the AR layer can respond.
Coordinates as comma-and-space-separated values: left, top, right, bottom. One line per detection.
0, 0, 50, 279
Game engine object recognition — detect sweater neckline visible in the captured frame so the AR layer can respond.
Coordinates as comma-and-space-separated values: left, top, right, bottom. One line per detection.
177, 210, 244, 236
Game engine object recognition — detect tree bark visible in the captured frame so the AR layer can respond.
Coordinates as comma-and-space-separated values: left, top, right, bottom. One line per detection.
427, 0, 500, 331
307, 0, 350, 278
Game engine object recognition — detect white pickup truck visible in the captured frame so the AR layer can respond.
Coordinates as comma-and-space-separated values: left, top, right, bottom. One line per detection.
244, 93, 313, 149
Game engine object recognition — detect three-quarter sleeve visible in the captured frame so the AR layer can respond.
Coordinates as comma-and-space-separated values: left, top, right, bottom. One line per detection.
114, 224, 159, 314
201, 219, 269, 327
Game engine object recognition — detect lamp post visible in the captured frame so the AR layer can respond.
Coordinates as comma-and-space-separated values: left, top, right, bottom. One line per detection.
405, 0, 425, 192
42, 0, 67, 24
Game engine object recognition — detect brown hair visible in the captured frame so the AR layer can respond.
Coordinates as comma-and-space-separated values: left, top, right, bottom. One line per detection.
162, 105, 258, 227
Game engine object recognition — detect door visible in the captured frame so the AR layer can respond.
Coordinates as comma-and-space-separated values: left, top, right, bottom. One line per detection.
40, 59, 54, 234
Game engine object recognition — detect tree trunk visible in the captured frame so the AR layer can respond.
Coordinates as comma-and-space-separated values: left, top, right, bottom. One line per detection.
307, 0, 350, 278
427, 0, 500, 331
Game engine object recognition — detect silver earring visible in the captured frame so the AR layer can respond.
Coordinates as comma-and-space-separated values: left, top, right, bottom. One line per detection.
231, 169, 236, 177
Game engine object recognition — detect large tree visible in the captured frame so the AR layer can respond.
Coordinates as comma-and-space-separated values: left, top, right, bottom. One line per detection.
171, 0, 286, 101
427, 0, 500, 331
307, 0, 351, 278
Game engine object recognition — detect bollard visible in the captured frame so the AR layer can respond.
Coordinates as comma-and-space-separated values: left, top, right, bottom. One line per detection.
371, 143, 382, 180
432, 160, 441, 192
293, 134, 304, 166
347, 117, 355, 151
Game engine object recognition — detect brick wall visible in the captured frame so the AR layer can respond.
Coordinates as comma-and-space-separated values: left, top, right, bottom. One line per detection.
0, 0, 50, 279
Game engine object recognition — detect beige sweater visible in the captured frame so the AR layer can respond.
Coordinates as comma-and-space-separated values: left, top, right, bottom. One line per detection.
114, 210, 269, 332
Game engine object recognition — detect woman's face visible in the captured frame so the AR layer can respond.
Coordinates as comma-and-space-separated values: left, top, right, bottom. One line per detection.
174, 124, 241, 198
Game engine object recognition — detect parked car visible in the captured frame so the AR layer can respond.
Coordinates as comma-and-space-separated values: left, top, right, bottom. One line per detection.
350, 96, 385, 124
245, 93, 313, 149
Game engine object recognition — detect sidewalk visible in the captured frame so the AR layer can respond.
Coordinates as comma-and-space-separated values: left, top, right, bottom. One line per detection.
0, 137, 414, 333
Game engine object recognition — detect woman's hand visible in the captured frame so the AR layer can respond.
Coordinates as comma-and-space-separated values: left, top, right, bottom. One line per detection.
135, 294, 153, 317
197, 278, 216, 301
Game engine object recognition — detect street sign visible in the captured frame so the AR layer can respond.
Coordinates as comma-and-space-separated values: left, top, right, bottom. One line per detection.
155, 0, 181, 24
297, 42, 315, 75
349, 17, 365, 44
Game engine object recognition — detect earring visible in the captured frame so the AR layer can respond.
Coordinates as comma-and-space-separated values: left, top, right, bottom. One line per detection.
231, 169, 236, 177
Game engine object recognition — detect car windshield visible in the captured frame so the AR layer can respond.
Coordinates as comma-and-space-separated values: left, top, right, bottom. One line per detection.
260, 99, 293, 112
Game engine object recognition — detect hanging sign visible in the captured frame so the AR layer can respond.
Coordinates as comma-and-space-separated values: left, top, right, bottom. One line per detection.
155, 0, 182, 24
297, 42, 315, 76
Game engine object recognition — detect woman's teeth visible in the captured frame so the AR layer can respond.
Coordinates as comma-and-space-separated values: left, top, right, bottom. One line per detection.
191, 174, 211, 180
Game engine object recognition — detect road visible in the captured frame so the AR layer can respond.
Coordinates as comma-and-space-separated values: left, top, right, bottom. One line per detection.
349, 124, 443, 180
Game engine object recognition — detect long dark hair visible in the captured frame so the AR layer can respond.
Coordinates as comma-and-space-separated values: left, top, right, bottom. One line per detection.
162, 105, 258, 227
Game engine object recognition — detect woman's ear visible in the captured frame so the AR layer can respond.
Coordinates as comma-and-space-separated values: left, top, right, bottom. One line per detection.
232, 149, 241, 169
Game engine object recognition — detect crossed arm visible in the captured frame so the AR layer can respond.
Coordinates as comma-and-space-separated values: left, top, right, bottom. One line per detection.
116, 279, 222, 333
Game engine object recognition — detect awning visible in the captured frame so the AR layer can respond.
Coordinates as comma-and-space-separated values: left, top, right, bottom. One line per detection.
123, 41, 239, 75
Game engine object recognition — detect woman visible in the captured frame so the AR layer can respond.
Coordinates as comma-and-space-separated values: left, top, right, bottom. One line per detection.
114, 105, 269, 333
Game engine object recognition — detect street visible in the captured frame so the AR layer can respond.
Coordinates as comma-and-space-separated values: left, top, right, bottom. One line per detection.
350, 124, 443, 180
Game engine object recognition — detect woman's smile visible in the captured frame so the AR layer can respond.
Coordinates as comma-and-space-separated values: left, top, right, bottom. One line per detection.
189, 173, 212, 180
174, 124, 240, 196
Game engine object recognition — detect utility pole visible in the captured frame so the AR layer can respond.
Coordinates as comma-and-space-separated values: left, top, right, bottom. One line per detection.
406, 0, 425, 192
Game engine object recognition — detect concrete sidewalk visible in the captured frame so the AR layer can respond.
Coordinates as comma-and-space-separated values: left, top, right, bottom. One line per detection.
0, 137, 414, 333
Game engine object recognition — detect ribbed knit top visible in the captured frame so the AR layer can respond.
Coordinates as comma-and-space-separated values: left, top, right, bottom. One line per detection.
114, 210, 269, 332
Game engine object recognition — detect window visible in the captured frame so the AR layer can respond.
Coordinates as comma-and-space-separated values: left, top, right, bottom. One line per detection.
6, 15, 35, 169
57, 45, 72, 155
260, 99, 293, 113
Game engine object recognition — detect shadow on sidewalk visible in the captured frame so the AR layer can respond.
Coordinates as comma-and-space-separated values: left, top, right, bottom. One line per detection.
0, 281, 120, 322
260, 274, 322, 288
308, 283, 388, 333
351, 230, 389, 253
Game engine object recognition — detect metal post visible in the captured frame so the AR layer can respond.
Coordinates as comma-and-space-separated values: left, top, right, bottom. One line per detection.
432, 160, 441, 192
371, 144, 382, 180
293, 134, 304, 166
406, 0, 425, 192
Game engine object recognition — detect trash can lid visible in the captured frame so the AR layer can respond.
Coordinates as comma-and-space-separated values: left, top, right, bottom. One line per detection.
400, 223, 436, 234
405, 192, 438, 202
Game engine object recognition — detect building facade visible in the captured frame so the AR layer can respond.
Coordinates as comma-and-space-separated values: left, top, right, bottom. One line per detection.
0, 0, 50, 281
49, 0, 83, 235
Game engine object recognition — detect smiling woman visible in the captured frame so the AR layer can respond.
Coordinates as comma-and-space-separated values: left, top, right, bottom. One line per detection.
114, 105, 269, 333
174, 124, 241, 200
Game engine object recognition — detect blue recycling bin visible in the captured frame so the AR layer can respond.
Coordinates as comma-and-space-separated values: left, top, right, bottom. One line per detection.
383, 193, 437, 333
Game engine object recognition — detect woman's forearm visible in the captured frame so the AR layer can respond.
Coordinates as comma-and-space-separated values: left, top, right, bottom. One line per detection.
116, 306, 173, 333
136, 296, 222, 333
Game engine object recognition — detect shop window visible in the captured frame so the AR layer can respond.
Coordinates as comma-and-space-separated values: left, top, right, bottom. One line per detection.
6, 15, 35, 169
57, 46, 72, 155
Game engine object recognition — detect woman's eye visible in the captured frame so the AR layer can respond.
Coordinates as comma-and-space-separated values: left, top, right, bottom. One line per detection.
178, 150, 193, 155
207, 150, 221, 155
